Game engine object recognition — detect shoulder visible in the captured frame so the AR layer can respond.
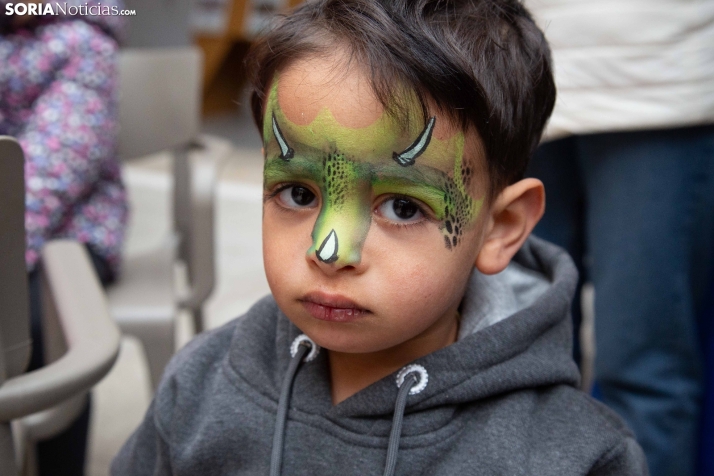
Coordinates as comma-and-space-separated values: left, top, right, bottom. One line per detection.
530, 386, 648, 475
588, 435, 648, 475
456, 383, 647, 473
572, 394, 649, 475
526, 385, 633, 442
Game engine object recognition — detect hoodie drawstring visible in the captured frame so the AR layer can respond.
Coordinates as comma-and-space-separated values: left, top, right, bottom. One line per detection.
270, 336, 316, 476
383, 363, 429, 476
271, 335, 428, 476
383, 372, 417, 476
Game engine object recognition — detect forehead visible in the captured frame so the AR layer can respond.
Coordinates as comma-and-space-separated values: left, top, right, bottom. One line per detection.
263, 54, 465, 174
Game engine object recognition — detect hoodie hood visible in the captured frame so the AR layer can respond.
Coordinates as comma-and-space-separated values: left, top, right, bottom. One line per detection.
113, 235, 648, 476
227, 236, 580, 428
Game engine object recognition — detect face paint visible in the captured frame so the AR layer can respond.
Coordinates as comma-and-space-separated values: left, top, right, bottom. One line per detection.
310, 150, 372, 264
263, 77, 483, 265
392, 116, 436, 166
272, 114, 295, 160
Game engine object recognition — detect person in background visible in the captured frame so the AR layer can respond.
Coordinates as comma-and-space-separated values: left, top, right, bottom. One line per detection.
524, 1, 714, 475
1, 1, 128, 474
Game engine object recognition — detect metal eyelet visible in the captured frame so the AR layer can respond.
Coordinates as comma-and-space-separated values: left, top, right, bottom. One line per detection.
290, 334, 320, 362
395, 364, 429, 395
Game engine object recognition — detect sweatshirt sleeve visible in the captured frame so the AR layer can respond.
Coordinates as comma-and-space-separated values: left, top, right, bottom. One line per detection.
588, 437, 650, 476
111, 400, 173, 476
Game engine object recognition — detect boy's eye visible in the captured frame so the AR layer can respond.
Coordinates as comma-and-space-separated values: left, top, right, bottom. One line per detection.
278, 185, 317, 208
378, 198, 423, 223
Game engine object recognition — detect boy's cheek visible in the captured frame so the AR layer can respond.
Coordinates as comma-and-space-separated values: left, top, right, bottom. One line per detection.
262, 208, 314, 285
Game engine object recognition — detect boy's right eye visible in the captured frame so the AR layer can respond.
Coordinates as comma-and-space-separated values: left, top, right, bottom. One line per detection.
277, 185, 317, 209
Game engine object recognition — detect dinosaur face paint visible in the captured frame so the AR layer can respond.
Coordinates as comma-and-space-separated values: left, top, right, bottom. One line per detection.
263, 76, 483, 267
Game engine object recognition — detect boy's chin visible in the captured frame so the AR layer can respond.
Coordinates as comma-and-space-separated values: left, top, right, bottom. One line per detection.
286, 316, 399, 355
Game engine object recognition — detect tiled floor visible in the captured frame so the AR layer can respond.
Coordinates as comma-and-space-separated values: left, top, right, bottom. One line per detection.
87, 110, 269, 475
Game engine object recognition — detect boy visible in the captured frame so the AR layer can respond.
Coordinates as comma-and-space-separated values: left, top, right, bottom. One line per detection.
112, 0, 648, 474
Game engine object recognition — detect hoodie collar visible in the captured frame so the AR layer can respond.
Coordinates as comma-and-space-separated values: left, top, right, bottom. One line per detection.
229, 236, 580, 422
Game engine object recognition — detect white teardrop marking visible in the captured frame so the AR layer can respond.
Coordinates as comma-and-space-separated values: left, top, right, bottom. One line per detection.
317, 229, 338, 263
272, 114, 294, 160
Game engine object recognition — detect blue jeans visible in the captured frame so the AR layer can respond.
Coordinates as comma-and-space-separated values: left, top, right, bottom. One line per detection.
528, 125, 714, 476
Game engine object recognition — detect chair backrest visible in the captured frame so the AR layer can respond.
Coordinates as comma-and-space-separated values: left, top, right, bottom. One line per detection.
117, 47, 202, 161
0, 137, 31, 382
117, 47, 218, 323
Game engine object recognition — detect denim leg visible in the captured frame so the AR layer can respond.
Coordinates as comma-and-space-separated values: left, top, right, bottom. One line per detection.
528, 136, 587, 364
577, 126, 714, 476
700, 274, 714, 475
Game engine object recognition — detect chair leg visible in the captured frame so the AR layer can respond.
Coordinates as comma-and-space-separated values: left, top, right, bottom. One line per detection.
0, 423, 19, 476
192, 308, 204, 334
121, 321, 175, 392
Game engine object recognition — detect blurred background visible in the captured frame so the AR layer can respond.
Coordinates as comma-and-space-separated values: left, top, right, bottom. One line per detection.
0, 0, 712, 475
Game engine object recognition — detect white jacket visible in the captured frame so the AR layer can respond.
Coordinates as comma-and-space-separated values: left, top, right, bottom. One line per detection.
526, 0, 714, 139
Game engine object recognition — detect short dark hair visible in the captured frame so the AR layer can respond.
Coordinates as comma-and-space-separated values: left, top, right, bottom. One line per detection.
246, 0, 556, 199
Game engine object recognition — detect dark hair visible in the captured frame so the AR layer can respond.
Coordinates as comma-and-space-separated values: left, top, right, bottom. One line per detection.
246, 0, 555, 199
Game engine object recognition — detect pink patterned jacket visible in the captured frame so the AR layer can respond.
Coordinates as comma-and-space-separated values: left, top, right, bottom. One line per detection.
0, 0, 128, 276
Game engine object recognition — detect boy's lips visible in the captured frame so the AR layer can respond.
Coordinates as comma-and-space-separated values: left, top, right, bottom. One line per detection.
300, 292, 369, 322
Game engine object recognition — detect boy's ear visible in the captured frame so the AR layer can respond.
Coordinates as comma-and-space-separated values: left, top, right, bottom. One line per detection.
475, 178, 545, 275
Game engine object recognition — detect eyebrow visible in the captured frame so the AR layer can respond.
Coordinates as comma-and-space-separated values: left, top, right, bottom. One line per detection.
370, 165, 450, 220
263, 154, 324, 185
372, 166, 451, 209
371, 162, 446, 190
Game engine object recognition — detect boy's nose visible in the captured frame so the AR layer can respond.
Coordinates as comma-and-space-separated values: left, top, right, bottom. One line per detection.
308, 152, 372, 270
307, 206, 371, 270
307, 190, 371, 270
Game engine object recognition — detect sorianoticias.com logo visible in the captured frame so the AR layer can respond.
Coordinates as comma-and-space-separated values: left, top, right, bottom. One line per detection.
4, 2, 136, 16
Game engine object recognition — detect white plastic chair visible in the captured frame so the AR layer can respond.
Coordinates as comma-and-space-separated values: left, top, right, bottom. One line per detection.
0, 136, 121, 476
108, 47, 231, 390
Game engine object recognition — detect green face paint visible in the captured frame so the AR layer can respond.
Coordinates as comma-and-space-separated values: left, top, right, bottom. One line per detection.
263, 77, 483, 265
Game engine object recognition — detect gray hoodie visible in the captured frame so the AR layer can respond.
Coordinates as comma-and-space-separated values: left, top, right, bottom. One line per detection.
112, 237, 648, 475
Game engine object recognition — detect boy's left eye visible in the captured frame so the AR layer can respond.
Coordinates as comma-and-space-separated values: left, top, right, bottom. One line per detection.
378, 198, 424, 223
277, 185, 317, 208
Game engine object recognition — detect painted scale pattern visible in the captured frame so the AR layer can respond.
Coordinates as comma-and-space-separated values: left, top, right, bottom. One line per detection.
320, 146, 478, 253
267, 137, 479, 256
441, 176, 476, 250
442, 149, 478, 250
323, 151, 354, 211
265, 87, 480, 255
311, 150, 369, 264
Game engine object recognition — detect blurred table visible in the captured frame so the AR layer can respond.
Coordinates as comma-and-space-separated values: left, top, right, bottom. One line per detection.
194, 0, 304, 115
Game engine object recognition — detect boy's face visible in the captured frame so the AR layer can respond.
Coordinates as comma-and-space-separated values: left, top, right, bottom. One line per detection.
262, 53, 489, 354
